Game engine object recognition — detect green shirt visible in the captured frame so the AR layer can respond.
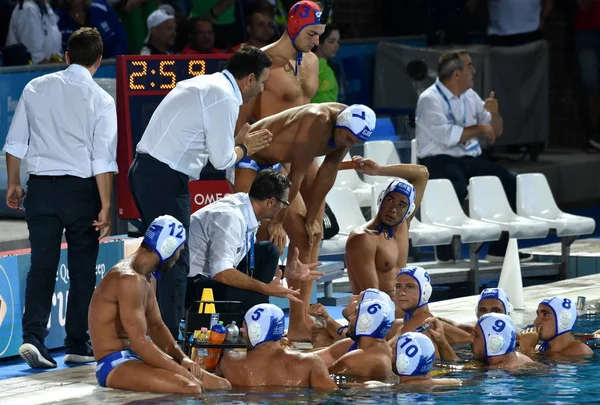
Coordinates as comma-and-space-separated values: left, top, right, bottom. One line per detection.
189, 0, 235, 25
311, 57, 339, 104
118, 1, 157, 55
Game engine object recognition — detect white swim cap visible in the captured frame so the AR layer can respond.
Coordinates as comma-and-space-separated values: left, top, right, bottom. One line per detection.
394, 332, 436, 377
476, 288, 512, 316
354, 296, 395, 340
244, 303, 285, 348
539, 296, 577, 338
377, 178, 417, 226
396, 266, 432, 309
362, 288, 395, 309
477, 313, 517, 358
143, 215, 186, 263
335, 104, 376, 141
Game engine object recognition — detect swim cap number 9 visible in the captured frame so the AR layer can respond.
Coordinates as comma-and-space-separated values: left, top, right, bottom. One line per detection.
492, 319, 506, 333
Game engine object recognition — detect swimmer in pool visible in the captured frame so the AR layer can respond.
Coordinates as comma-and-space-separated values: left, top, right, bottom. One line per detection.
216, 303, 338, 391
88, 215, 231, 394
432, 313, 534, 369
520, 296, 594, 358
326, 289, 396, 380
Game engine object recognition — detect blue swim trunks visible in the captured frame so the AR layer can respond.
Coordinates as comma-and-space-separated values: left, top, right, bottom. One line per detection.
96, 350, 142, 387
235, 157, 282, 172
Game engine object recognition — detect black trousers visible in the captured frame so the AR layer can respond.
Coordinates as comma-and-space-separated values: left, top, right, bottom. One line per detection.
22, 175, 100, 349
420, 154, 517, 258
185, 241, 279, 314
129, 153, 190, 340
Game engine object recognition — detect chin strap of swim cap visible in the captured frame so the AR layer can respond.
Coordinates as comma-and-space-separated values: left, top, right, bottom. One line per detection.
397, 266, 432, 321
375, 179, 416, 238
538, 296, 577, 351
286, 1, 322, 76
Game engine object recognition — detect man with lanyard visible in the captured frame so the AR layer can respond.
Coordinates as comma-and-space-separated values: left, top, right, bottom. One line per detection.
186, 170, 325, 312
415, 49, 532, 264
129, 46, 273, 341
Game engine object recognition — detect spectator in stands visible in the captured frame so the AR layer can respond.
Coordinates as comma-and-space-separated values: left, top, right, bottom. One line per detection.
311, 24, 343, 103
114, 0, 156, 54
3, 28, 116, 369
180, 17, 222, 54
140, 8, 175, 55
573, 0, 600, 151
5, 0, 63, 64
56, 0, 128, 58
189, 0, 243, 50
230, 8, 274, 52
470, 0, 553, 47
415, 50, 533, 264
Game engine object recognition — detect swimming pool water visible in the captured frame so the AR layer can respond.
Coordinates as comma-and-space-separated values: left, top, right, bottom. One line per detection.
130, 315, 600, 405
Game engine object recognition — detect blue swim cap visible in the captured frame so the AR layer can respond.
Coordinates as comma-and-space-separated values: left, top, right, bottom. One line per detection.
244, 303, 285, 348
476, 288, 512, 316
335, 104, 376, 142
477, 313, 517, 358
143, 215, 186, 279
539, 296, 577, 338
397, 266, 432, 310
394, 332, 435, 377
353, 296, 395, 340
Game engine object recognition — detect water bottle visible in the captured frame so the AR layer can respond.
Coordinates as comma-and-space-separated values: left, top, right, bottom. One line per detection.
205, 321, 227, 371
225, 320, 240, 343
192, 327, 209, 369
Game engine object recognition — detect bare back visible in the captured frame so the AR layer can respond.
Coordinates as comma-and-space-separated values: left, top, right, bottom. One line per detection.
89, 259, 151, 361
219, 345, 333, 389
347, 221, 410, 298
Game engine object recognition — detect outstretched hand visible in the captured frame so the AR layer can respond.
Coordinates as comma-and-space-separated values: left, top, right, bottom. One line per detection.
264, 268, 303, 303
284, 247, 324, 281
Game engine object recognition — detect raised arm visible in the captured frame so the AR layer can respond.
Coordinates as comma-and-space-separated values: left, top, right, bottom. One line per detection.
345, 232, 379, 291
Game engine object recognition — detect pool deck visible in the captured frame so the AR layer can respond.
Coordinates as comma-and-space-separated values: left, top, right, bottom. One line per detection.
1, 273, 600, 405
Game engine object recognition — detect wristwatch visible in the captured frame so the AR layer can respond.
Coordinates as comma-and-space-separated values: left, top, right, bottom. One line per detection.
236, 144, 248, 159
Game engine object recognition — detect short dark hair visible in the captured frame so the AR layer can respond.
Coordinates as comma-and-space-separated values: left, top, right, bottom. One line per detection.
248, 170, 291, 201
437, 50, 468, 82
319, 24, 339, 45
67, 27, 103, 67
225, 46, 272, 80
188, 17, 213, 34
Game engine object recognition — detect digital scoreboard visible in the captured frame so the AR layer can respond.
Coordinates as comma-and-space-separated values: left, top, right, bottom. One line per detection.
116, 54, 232, 219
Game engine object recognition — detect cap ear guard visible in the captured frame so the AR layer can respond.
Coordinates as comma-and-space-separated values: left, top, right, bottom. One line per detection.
143, 215, 187, 264
244, 304, 285, 348
539, 296, 577, 338
377, 179, 416, 225
394, 332, 436, 377
354, 298, 394, 339
477, 313, 517, 358
396, 266, 432, 308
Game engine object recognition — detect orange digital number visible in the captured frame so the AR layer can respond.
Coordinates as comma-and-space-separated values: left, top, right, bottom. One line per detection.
189, 60, 206, 76
129, 61, 147, 90
159, 60, 176, 89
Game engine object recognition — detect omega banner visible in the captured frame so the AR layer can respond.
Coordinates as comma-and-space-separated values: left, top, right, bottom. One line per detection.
0, 239, 124, 359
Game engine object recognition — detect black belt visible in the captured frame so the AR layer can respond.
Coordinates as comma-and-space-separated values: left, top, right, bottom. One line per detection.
29, 174, 92, 180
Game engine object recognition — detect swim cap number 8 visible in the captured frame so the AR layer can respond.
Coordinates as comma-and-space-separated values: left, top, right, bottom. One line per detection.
562, 298, 571, 309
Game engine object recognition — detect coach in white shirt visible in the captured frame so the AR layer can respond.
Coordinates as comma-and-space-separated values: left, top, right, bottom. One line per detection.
416, 49, 531, 264
129, 46, 273, 340
186, 170, 323, 313
3, 28, 116, 369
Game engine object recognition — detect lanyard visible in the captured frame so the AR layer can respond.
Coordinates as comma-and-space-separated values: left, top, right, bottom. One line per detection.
436, 83, 467, 126
222, 71, 235, 91
246, 227, 255, 273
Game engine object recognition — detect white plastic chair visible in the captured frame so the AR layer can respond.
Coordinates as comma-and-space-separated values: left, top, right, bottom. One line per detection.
325, 187, 366, 235
469, 176, 549, 239
363, 141, 400, 185
410, 138, 418, 164
422, 179, 502, 244
517, 173, 596, 237
315, 153, 373, 207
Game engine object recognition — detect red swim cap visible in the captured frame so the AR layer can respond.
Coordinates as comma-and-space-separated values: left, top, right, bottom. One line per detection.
287, 1, 322, 41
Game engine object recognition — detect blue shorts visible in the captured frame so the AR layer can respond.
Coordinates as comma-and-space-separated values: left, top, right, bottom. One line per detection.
235, 157, 282, 172
96, 350, 142, 387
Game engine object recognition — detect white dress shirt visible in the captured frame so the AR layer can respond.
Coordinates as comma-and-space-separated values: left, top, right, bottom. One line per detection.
136, 69, 242, 180
416, 79, 491, 159
189, 193, 259, 278
5, 0, 62, 64
3, 64, 118, 177
488, 0, 541, 36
